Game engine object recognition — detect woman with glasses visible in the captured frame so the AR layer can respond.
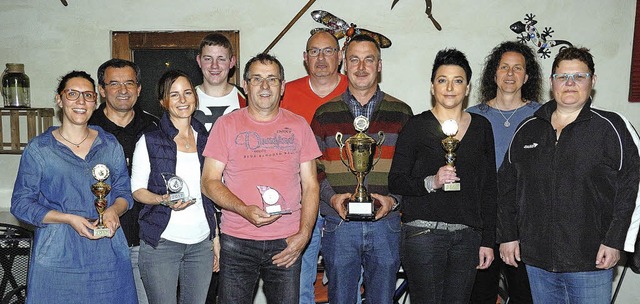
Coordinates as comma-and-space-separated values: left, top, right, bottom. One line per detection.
497, 47, 640, 303
131, 70, 217, 304
11, 71, 138, 303
389, 49, 497, 303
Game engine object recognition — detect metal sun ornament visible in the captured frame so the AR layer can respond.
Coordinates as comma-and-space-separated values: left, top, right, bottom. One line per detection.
310, 10, 392, 50
510, 13, 573, 59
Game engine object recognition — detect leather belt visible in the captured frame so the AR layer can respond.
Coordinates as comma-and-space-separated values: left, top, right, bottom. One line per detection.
404, 220, 468, 231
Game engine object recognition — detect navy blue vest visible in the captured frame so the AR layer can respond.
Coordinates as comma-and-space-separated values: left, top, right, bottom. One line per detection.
138, 113, 216, 248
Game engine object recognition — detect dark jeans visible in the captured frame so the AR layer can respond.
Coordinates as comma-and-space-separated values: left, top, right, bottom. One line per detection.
219, 234, 301, 304
401, 225, 481, 304
470, 245, 532, 304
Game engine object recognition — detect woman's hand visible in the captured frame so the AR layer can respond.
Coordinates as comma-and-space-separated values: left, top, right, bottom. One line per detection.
101, 207, 121, 238
66, 214, 102, 240
213, 234, 221, 272
433, 165, 460, 189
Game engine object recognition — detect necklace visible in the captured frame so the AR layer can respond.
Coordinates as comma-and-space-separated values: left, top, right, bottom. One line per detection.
309, 77, 340, 98
180, 129, 194, 149
494, 102, 522, 128
58, 129, 89, 148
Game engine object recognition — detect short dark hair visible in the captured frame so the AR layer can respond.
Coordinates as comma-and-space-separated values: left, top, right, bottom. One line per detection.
199, 33, 234, 56
344, 34, 381, 58
551, 47, 595, 75
56, 70, 95, 94
430, 48, 472, 83
157, 70, 198, 110
97, 58, 141, 87
243, 53, 285, 81
479, 41, 542, 103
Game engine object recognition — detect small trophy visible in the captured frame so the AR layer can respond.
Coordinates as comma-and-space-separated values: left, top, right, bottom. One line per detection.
91, 164, 112, 237
161, 173, 195, 207
441, 119, 461, 191
335, 115, 385, 221
257, 185, 292, 215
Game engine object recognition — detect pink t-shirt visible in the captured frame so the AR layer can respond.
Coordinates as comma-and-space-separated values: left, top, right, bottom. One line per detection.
204, 107, 321, 240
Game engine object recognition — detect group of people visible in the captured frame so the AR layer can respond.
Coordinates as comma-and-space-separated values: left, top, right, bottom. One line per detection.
9, 29, 640, 304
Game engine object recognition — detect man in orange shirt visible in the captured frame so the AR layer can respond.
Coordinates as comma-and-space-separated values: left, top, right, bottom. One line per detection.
280, 30, 348, 303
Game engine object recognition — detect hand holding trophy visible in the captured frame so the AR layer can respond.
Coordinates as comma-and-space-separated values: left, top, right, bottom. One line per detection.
91, 164, 112, 237
335, 115, 385, 221
441, 119, 461, 191
161, 173, 196, 208
257, 185, 292, 215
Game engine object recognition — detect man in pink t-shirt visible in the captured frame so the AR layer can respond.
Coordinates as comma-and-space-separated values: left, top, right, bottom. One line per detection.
202, 53, 321, 303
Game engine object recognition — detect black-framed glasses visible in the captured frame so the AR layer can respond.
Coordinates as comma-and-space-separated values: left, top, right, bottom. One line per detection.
104, 80, 138, 90
62, 89, 97, 102
246, 76, 282, 86
551, 73, 592, 84
306, 47, 338, 57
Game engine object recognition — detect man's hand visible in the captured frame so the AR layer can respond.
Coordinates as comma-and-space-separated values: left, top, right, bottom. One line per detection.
477, 246, 494, 269
595, 244, 620, 269
213, 235, 220, 272
239, 205, 281, 227
499, 240, 521, 267
372, 193, 395, 220
272, 232, 310, 268
330, 193, 351, 220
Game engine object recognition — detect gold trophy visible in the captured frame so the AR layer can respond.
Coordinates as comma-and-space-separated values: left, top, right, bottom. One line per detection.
441, 119, 461, 191
91, 164, 112, 237
335, 115, 385, 221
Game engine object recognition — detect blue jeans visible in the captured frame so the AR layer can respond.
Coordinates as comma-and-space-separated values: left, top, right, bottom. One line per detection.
401, 224, 481, 303
130, 245, 149, 304
139, 238, 213, 304
299, 214, 323, 304
219, 234, 301, 304
526, 265, 612, 304
322, 214, 401, 304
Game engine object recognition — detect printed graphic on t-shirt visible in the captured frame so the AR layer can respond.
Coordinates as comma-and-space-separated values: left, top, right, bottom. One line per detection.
235, 127, 298, 156
193, 106, 231, 130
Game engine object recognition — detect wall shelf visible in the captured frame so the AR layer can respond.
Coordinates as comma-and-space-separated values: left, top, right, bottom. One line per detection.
0, 108, 54, 154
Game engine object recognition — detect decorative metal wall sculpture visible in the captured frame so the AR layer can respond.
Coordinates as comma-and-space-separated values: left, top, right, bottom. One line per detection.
511, 13, 573, 59
391, 0, 442, 31
310, 10, 392, 50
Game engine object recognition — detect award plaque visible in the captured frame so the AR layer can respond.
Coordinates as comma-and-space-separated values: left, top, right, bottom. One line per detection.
335, 115, 385, 221
91, 164, 112, 237
257, 185, 292, 215
441, 119, 461, 191
160, 173, 196, 207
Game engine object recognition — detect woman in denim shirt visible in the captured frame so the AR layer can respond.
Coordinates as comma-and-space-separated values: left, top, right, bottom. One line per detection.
11, 71, 137, 303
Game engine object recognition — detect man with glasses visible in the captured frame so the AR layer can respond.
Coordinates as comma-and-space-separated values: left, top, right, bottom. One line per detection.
194, 32, 246, 131
497, 47, 640, 303
310, 34, 413, 303
201, 53, 321, 303
280, 30, 348, 304
89, 58, 158, 304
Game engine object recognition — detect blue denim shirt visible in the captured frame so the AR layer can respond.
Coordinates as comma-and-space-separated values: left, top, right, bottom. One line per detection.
11, 126, 133, 270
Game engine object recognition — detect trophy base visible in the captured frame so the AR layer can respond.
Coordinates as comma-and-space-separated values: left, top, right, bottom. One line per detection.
443, 182, 461, 191
93, 227, 111, 237
265, 204, 292, 215
346, 201, 375, 221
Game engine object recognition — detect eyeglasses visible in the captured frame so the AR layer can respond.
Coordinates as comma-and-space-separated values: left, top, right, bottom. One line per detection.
104, 80, 138, 90
306, 47, 338, 57
551, 73, 592, 84
246, 76, 282, 86
62, 89, 97, 102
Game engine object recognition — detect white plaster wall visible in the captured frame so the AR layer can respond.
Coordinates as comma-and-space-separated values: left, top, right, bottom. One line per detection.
1, 0, 639, 302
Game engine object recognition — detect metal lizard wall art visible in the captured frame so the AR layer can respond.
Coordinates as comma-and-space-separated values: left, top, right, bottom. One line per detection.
510, 13, 573, 59
310, 10, 392, 50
